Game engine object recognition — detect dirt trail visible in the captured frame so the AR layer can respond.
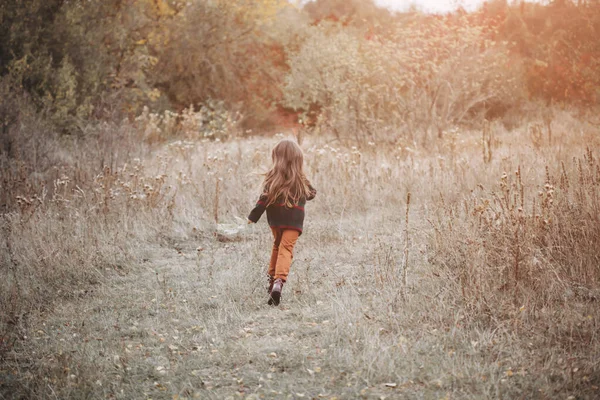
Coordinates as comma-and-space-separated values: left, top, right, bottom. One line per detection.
7, 230, 403, 399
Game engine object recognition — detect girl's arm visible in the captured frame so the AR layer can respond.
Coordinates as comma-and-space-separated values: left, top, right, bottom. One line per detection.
307, 184, 317, 201
248, 194, 268, 223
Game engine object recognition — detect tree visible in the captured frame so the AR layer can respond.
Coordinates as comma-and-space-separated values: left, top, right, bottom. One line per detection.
0, 0, 175, 132
498, 0, 600, 104
283, 14, 522, 142
150, 0, 291, 126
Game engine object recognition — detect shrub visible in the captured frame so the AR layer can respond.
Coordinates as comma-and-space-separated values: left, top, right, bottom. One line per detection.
134, 100, 241, 143
283, 15, 524, 143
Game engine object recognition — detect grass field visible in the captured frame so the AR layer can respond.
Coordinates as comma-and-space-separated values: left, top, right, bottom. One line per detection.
1, 113, 599, 399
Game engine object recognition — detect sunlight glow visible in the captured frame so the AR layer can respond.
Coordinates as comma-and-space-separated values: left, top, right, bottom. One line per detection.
374, 0, 486, 13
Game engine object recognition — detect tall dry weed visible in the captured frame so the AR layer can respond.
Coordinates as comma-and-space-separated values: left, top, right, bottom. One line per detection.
429, 148, 600, 313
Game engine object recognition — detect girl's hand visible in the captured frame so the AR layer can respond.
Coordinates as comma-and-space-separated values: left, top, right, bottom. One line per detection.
247, 220, 254, 224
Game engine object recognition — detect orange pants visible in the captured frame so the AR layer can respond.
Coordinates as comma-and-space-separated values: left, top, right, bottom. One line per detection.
268, 228, 299, 282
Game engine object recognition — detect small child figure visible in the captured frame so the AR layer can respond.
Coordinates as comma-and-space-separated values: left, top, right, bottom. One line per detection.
248, 139, 316, 306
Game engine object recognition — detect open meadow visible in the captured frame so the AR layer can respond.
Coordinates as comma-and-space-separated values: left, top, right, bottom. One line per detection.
2, 111, 599, 399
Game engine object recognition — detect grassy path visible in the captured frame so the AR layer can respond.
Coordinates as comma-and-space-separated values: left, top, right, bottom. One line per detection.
3, 225, 411, 399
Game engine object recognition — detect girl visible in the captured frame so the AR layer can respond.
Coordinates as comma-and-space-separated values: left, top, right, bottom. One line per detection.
248, 139, 316, 306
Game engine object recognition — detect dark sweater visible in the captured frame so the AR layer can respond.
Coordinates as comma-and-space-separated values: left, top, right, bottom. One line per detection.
248, 185, 316, 234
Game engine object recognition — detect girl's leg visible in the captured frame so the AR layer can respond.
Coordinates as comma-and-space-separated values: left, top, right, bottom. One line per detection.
274, 230, 299, 282
268, 228, 282, 279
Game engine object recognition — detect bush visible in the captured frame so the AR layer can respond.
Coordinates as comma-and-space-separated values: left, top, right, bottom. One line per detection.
283, 14, 524, 143
134, 100, 241, 143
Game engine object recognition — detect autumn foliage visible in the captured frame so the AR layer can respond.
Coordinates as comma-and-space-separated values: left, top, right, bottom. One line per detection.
495, 0, 600, 105
0, 0, 598, 140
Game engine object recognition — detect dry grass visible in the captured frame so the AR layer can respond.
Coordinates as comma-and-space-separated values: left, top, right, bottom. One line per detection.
1, 111, 600, 399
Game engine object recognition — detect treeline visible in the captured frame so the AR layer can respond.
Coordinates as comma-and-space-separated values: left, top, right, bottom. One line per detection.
1, 0, 599, 143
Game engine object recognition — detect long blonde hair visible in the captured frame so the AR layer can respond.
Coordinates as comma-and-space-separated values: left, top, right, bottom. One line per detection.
263, 139, 311, 207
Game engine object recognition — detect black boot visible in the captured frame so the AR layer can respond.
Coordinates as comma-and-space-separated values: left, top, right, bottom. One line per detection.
268, 278, 284, 306
267, 276, 275, 295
